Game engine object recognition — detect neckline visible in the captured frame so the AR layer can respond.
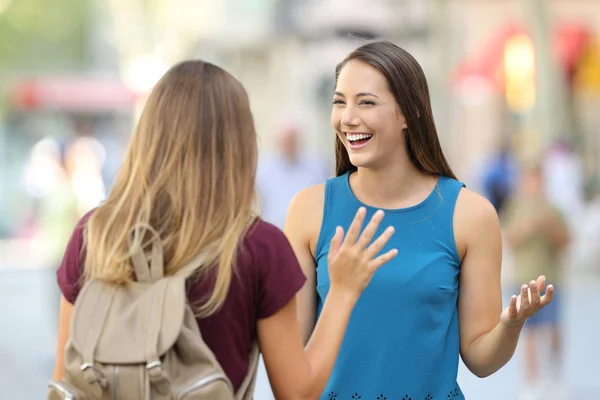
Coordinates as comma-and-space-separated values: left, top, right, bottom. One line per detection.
343, 171, 444, 213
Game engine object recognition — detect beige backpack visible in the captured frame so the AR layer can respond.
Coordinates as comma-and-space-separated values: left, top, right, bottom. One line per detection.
48, 225, 259, 400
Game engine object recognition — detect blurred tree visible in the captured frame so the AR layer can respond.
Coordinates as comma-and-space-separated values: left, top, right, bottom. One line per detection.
0, 0, 90, 71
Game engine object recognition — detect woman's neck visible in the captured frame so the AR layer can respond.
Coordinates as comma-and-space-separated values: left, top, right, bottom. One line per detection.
350, 161, 439, 210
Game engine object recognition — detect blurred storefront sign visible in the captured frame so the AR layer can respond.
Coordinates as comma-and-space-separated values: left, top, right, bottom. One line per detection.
8, 77, 140, 113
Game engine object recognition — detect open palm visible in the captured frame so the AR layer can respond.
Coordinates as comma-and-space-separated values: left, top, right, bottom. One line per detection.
500, 275, 554, 328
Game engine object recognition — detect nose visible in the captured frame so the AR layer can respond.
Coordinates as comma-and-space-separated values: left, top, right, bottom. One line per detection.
341, 106, 360, 128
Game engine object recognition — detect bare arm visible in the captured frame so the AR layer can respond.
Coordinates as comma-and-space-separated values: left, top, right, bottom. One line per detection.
456, 190, 553, 377
52, 296, 74, 380
456, 189, 522, 377
259, 189, 396, 399
257, 288, 356, 400
283, 184, 324, 344
260, 184, 349, 399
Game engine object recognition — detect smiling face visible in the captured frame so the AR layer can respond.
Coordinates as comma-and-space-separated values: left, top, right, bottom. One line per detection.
331, 59, 407, 172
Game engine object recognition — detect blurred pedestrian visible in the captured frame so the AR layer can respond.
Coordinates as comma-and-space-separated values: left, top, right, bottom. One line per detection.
481, 142, 518, 215
504, 163, 569, 399
256, 123, 330, 230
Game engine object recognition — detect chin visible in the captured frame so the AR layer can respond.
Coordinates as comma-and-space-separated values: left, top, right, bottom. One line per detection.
347, 152, 376, 170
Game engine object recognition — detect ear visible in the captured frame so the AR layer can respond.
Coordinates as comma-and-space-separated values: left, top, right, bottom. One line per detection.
395, 105, 408, 129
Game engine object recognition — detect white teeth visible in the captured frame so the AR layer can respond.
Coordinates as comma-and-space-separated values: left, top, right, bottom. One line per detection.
346, 133, 373, 141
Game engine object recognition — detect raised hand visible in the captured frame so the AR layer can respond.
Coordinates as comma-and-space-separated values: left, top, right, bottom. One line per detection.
327, 207, 397, 297
500, 275, 554, 328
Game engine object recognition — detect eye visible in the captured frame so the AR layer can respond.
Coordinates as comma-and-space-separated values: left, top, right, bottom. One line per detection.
332, 99, 345, 105
360, 100, 376, 106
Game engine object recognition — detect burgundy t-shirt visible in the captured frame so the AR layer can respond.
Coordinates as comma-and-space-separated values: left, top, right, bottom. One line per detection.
56, 211, 307, 391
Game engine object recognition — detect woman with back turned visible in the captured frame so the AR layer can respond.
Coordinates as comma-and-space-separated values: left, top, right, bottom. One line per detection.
52, 59, 397, 399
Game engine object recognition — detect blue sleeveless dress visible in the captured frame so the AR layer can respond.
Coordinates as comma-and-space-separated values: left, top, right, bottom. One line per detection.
315, 172, 466, 400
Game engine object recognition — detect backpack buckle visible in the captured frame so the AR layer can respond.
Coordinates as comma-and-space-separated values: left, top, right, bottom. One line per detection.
146, 360, 170, 394
80, 363, 108, 389
146, 360, 162, 371
146, 360, 166, 382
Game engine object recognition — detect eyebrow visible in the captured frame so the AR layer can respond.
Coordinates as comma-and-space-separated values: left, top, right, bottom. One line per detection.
333, 91, 380, 99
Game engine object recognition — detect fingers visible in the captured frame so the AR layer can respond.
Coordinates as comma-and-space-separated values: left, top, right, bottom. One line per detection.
342, 207, 366, 248
529, 280, 540, 308
536, 275, 546, 293
356, 210, 385, 248
540, 284, 554, 308
332, 207, 396, 273
369, 248, 398, 272
503, 278, 553, 328
520, 284, 530, 311
328, 226, 344, 259
365, 225, 395, 259
508, 295, 519, 319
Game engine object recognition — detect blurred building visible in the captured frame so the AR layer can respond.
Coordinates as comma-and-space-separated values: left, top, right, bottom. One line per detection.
182, 0, 600, 188
1, 0, 599, 241
449, 1, 600, 185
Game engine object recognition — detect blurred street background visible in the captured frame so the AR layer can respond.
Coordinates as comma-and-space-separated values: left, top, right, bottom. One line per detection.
1, 0, 599, 398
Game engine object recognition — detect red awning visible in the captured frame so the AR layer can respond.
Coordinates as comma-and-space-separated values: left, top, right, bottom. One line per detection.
9, 77, 141, 112
453, 23, 592, 93
555, 23, 592, 80
454, 24, 524, 93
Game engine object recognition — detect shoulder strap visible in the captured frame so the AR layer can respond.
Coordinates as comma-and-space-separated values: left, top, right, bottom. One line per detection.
235, 342, 260, 400
174, 248, 260, 399
438, 176, 466, 207
314, 175, 341, 258
128, 223, 164, 284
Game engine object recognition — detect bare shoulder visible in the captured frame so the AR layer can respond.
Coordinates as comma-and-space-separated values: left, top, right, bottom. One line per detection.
455, 188, 499, 225
286, 183, 325, 226
288, 183, 325, 211
453, 188, 501, 257
284, 183, 325, 254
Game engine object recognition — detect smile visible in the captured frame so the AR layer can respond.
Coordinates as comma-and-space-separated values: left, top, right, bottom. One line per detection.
345, 132, 373, 149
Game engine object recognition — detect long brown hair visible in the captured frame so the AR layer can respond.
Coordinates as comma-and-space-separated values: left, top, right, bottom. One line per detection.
84, 60, 258, 316
334, 41, 456, 179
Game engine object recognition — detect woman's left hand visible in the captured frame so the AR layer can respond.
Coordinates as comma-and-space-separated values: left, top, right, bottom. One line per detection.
500, 275, 554, 328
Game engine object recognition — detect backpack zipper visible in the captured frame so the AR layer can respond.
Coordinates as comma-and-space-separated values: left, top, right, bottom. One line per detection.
48, 381, 76, 400
176, 374, 232, 399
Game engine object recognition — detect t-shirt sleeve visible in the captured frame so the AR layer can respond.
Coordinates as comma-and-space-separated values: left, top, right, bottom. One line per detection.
253, 221, 307, 319
56, 211, 93, 304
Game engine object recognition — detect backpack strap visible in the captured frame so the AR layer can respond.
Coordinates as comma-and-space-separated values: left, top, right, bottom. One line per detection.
174, 249, 261, 399
144, 278, 171, 395
235, 342, 260, 400
79, 283, 118, 397
128, 223, 164, 284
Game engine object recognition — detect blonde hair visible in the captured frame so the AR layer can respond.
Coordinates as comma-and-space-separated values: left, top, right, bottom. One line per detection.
84, 60, 258, 316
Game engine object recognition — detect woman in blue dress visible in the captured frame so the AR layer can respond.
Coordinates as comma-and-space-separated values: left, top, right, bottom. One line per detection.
284, 41, 554, 399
